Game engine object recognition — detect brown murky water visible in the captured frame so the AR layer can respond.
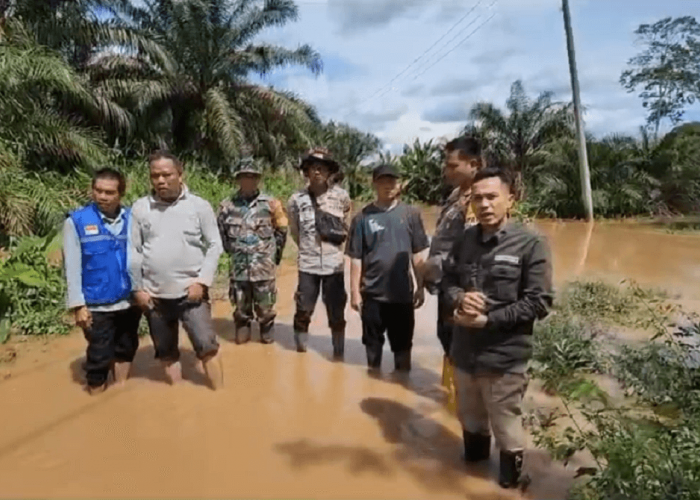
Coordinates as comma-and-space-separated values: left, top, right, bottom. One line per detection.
1, 217, 699, 499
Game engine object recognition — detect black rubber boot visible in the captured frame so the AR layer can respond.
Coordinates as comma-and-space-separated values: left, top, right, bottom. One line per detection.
235, 324, 251, 345
463, 431, 491, 462
294, 332, 308, 353
394, 350, 411, 372
331, 330, 345, 360
366, 346, 382, 374
260, 323, 274, 344
498, 450, 530, 490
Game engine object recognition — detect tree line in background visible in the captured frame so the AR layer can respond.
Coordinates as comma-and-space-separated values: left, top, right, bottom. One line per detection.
1, 2, 699, 242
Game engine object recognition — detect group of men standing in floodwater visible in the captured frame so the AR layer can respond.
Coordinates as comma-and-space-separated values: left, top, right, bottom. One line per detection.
63, 136, 553, 491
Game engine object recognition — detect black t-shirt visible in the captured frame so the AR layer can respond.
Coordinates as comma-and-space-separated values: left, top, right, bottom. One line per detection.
345, 202, 430, 303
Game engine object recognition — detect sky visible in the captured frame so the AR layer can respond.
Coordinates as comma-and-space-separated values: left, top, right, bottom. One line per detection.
252, 0, 700, 152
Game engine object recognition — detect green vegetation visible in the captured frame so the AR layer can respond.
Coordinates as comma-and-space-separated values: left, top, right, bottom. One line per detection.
0, 231, 68, 342
529, 281, 700, 499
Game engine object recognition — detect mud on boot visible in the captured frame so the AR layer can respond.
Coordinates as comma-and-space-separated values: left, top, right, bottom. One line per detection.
294, 332, 308, 353
498, 450, 530, 491
331, 330, 345, 360
463, 431, 491, 463
394, 350, 411, 372
235, 323, 251, 345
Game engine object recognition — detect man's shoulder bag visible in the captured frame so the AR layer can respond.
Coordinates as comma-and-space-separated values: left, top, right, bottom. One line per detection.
309, 192, 348, 246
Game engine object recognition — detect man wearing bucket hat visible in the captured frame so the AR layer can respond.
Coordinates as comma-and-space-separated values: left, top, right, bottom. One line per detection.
287, 147, 352, 357
217, 157, 288, 344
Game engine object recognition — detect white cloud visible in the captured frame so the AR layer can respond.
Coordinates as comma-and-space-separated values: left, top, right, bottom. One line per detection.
254, 0, 697, 145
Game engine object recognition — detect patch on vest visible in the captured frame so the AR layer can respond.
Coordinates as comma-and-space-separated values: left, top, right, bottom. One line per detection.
84, 224, 99, 236
494, 254, 519, 265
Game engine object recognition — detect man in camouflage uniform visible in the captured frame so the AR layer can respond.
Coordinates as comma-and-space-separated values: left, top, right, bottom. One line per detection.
217, 158, 288, 344
426, 136, 484, 355
288, 148, 351, 357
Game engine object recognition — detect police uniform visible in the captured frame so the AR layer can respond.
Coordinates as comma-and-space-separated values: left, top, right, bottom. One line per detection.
217, 159, 288, 344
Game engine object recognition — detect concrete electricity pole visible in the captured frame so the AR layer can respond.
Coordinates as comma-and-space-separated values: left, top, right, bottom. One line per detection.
562, 0, 594, 221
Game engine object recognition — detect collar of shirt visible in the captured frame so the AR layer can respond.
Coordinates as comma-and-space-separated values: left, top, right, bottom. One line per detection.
98, 206, 126, 226
234, 190, 260, 205
478, 218, 515, 244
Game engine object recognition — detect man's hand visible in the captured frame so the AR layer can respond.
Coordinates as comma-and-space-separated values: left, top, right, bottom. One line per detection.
413, 287, 425, 309
351, 291, 362, 312
453, 311, 488, 329
74, 306, 92, 329
134, 290, 153, 311
188, 283, 207, 303
460, 291, 487, 316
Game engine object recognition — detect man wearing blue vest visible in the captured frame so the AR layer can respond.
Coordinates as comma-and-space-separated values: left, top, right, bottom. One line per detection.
63, 168, 142, 395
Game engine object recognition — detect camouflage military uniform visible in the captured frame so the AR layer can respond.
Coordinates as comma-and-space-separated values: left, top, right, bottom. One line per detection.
428, 186, 476, 354
217, 190, 288, 343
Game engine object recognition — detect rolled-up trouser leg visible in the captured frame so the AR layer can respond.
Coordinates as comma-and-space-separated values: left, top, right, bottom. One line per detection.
180, 298, 220, 361
113, 306, 142, 364
146, 299, 181, 362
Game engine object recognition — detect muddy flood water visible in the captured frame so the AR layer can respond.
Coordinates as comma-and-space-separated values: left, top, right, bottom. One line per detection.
1, 216, 699, 499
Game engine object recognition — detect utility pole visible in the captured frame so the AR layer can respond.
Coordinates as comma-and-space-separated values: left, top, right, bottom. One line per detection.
562, 0, 594, 221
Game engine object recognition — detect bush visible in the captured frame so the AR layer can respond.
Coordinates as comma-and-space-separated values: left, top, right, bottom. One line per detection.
0, 231, 70, 338
560, 281, 632, 324
532, 313, 600, 393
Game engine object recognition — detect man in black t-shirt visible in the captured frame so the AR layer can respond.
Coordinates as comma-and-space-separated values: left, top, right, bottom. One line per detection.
346, 164, 430, 374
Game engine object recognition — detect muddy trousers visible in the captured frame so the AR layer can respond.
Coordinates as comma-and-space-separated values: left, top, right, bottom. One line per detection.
293, 272, 347, 333
82, 307, 141, 387
230, 279, 277, 333
146, 297, 220, 362
453, 369, 529, 452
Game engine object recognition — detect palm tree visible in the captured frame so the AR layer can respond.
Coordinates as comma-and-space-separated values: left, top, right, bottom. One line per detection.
0, 19, 122, 170
0, 19, 113, 236
316, 121, 381, 199
3, 0, 167, 71
528, 133, 660, 218
466, 80, 573, 175
395, 139, 444, 204
93, 0, 323, 169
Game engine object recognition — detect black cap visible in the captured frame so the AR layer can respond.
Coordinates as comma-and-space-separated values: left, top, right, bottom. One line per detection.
372, 163, 400, 180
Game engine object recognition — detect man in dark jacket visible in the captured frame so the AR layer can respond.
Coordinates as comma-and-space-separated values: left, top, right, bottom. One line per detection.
442, 166, 553, 490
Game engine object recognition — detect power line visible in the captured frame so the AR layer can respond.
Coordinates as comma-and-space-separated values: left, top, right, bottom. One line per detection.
355, 0, 484, 107
367, 14, 483, 104
409, 3, 497, 82
340, 1, 497, 120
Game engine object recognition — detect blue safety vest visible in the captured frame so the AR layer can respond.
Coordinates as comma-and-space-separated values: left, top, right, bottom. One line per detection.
69, 203, 131, 306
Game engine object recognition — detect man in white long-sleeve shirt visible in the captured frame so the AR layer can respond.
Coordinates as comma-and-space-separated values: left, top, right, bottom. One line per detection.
63, 168, 142, 394
129, 151, 224, 389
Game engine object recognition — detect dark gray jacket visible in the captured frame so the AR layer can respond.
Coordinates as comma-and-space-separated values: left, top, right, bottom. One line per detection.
442, 221, 553, 374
